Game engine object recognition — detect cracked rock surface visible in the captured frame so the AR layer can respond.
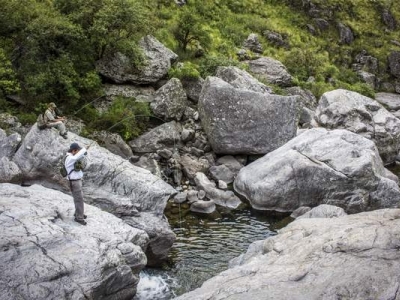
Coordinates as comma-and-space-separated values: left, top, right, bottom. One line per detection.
234, 128, 400, 213
176, 209, 400, 300
0, 183, 148, 300
315, 89, 400, 164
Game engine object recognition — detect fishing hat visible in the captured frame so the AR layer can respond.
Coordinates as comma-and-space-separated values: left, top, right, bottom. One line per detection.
68, 142, 81, 152
48, 102, 57, 108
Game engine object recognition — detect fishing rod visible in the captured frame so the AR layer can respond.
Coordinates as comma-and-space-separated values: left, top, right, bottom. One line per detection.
71, 94, 106, 116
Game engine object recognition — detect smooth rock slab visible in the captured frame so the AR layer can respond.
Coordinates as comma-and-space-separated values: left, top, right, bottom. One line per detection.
0, 183, 148, 300
176, 209, 400, 300
375, 92, 400, 111
199, 76, 298, 155
234, 128, 400, 213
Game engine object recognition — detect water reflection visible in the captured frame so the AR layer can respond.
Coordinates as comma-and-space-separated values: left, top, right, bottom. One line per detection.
135, 201, 291, 299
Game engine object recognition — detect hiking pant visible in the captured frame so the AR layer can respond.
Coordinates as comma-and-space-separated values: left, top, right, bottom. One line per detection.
70, 179, 85, 220
47, 121, 66, 135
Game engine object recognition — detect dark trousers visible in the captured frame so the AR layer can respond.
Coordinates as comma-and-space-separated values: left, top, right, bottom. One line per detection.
70, 180, 84, 220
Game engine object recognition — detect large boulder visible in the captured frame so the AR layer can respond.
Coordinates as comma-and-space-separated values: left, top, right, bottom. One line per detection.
11, 126, 176, 265
247, 57, 293, 87
90, 131, 133, 159
315, 89, 400, 164
215, 66, 272, 94
104, 84, 155, 103
129, 121, 182, 153
0, 183, 148, 300
234, 128, 400, 213
388, 51, 400, 78
243, 33, 263, 53
0, 128, 21, 159
198, 76, 298, 155
96, 35, 178, 84
150, 78, 188, 120
337, 22, 354, 44
176, 209, 400, 300
375, 92, 400, 111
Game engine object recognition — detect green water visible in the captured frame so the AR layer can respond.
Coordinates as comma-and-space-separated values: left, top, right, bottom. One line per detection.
162, 201, 292, 298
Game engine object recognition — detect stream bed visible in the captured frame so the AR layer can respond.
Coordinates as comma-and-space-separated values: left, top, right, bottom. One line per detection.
135, 201, 292, 299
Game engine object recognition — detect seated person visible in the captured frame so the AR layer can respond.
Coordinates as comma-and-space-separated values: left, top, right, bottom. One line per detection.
44, 102, 68, 139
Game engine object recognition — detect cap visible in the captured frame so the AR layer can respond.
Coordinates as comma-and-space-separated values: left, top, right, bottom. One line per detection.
48, 102, 57, 108
68, 142, 81, 152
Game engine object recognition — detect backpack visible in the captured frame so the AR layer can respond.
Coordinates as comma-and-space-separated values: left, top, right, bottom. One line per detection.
60, 155, 87, 178
36, 113, 47, 130
60, 156, 73, 178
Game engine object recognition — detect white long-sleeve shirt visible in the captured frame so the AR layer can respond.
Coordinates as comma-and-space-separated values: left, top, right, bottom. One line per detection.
65, 147, 87, 180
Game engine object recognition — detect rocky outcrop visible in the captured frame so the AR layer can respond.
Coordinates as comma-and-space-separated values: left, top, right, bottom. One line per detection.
11, 126, 176, 265
0, 183, 148, 300
375, 92, 400, 115
247, 57, 293, 87
243, 33, 263, 53
150, 78, 188, 120
297, 204, 347, 219
388, 51, 400, 78
176, 209, 400, 300
337, 22, 354, 44
0, 128, 21, 159
90, 131, 133, 159
129, 121, 182, 153
234, 128, 400, 213
198, 76, 298, 155
181, 77, 204, 103
315, 89, 400, 164
216, 66, 272, 94
104, 84, 155, 103
96, 35, 178, 84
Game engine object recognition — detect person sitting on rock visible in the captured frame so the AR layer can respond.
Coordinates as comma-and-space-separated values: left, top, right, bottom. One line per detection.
44, 102, 68, 139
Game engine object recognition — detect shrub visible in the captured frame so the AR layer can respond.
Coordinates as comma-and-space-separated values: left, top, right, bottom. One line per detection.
90, 97, 151, 141
169, 62, 201, 80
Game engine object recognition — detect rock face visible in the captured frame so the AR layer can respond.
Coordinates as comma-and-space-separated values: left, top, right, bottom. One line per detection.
315, 89, 400, 164
199, 76, 298, 155
129, 121, 182, 153
176, 209, 400, 300
297, 204, 347, 219
338, 22, 354, 44
181, 77, 204, 103
0, 128, 21, 159
150, 78, 188, 120
11, 126, 176, 265
0, 183, 148, 300
234, 128, 400, 213
104, 84, 155, 103
96, 35, 178, 84
389, 51, 400, 78
375, 92, 400, 111
243, 33, 263, 53
215, 66, 272, 94
247, 57, 293, 87
90, 131, 133, 159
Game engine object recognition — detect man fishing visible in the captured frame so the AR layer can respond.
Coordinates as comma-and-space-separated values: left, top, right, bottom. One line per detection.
44, 102, 68, 139
65, 142, 88, 225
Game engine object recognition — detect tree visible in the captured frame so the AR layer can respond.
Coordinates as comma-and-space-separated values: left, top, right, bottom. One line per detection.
172, 5, 211, 53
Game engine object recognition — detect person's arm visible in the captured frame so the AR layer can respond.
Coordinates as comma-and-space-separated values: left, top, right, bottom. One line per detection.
45, 110, 55, 122
68, 147, 87, 163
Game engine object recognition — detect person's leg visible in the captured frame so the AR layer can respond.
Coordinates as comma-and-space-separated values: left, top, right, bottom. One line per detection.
71, 180, 85, 221
47, 121, 66, 135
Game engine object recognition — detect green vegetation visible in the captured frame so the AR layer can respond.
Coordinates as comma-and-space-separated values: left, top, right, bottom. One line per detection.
0, 0, 399, 137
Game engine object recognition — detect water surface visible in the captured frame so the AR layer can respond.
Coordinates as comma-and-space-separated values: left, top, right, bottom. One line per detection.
135, 201, 291, 299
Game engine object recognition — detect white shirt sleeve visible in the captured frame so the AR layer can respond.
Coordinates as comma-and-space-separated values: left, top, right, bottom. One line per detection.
65, 147, 87, 180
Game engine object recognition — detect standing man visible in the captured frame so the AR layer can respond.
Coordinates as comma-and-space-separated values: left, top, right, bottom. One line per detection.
45, 102, 68, 139
65, 142, 88, 225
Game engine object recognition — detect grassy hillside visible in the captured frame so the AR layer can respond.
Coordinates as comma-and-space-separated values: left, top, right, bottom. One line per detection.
0, 0, 399, 137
